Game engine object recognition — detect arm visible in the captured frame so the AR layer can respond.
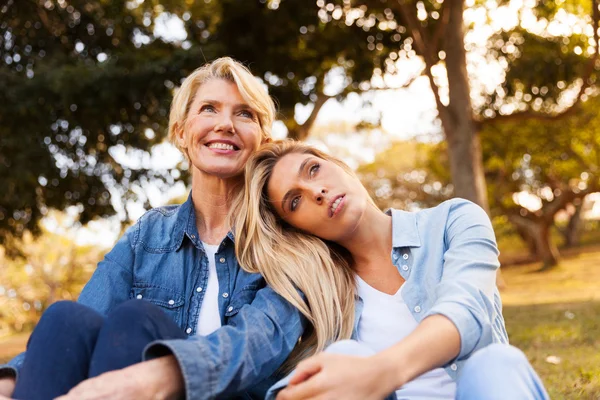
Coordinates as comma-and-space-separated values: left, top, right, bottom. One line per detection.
422, 200, 500, 360
277, 201, 500, 400
277, 315, 459, 400
77, 223, 136, 313
143, 285, 306, 399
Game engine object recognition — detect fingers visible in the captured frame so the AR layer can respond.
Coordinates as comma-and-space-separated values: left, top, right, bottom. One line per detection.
277, 373, 327, 400
288, 357, 323, 385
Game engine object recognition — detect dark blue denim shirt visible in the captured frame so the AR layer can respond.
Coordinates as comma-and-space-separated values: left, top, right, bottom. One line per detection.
1, 193, 306, 399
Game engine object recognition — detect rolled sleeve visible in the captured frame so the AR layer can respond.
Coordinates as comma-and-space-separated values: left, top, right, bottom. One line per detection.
144, 285, 305, 400
424, 200, 500, 361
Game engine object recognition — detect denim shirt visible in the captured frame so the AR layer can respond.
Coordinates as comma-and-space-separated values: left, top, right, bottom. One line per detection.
351, 198, 508, 380
1, 193, 305, 399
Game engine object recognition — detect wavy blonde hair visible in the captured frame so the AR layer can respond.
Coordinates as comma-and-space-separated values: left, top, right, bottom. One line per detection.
232, 140, 360, 373
168, 57, 276, 161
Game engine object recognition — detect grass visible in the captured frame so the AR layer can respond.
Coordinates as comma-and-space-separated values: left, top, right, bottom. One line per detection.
501, 248, 600, 399
1, 248, 600, 398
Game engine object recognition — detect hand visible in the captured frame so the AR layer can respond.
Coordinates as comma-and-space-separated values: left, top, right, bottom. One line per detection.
0, 376, 15, 398
55, 356, 184, 400
275, 353, 395, 400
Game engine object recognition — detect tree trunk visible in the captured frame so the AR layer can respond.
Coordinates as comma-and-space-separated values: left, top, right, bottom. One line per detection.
532, 223, 560, 269
509, 215, 560, 269
441, 0, 489, 212
562, 203, 583, 248
515, 225, 537, 258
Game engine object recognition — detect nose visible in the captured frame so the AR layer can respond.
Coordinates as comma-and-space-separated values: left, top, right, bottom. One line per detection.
314, 188, 327, 204
215, 113, 235, 134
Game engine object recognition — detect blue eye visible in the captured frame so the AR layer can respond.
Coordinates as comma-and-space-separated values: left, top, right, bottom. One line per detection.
239, 110, 254, 118
309, 163, 320, 176
290, 196, 300, 211
200, 105, 216, 113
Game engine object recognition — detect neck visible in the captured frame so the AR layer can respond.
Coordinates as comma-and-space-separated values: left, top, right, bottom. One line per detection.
338, 204, 393, 273
190, 169, 242, 244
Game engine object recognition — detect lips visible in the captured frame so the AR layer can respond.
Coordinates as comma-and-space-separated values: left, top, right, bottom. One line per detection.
328, 194, 345, 217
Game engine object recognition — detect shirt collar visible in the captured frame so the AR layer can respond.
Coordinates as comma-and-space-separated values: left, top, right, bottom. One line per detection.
180, 192, 235, 248
386, 208, 422, 248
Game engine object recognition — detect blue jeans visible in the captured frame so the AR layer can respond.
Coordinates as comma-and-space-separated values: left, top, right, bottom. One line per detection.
266, 340, 549, 400
13, 299, 186, 400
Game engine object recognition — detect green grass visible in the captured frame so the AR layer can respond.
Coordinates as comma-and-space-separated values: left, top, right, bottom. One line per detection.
2, 249, 600, 398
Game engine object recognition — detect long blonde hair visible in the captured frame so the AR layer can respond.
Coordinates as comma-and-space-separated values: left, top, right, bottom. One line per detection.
168, 57, 275, 161
232, 140, 359, 373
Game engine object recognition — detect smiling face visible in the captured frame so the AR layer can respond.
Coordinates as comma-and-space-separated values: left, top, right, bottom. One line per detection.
176, 78, 263, 179
266, 152, 370, 242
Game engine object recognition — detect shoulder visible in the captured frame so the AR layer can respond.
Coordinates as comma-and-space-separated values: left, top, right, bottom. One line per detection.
131, 204, 188, 250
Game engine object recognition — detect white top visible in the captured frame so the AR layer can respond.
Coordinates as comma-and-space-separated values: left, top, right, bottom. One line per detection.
356, 276, 456, 400
196, 242, 222, 336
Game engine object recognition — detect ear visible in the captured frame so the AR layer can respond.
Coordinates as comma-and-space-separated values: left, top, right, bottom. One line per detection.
262, 135, 273, 144
174, 121, 186, 149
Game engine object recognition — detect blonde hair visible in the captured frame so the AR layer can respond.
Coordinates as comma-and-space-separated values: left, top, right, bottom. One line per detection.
232, 140, 359, 373
168, 57, 276, 160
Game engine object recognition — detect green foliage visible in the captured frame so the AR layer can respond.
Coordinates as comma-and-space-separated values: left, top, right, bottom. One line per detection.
357, 140, 452, 211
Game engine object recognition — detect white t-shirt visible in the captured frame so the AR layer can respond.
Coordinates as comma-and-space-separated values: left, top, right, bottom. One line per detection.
356, 275, 456, 400
196, 242, 222, 336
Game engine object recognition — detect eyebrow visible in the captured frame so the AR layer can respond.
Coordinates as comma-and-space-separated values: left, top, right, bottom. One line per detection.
199, 99, 252, 109
280, 157, 313, 213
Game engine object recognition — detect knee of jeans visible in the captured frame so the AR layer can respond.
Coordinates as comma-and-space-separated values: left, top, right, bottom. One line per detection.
325, 340, 375, 357
39, 301, 103, 332
467, 344, 528, 372
106, 299, 162, 327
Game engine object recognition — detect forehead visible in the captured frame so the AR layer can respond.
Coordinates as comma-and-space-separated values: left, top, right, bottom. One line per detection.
193, 78, 245, 103
267, 152, 311, 199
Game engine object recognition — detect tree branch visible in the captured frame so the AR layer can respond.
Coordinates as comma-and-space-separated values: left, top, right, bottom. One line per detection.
393, 0, 448, 122
481, 0, 600, 127
431, 0, 451, 52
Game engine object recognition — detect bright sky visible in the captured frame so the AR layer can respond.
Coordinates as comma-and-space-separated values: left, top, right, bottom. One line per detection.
47, 0, 594, 246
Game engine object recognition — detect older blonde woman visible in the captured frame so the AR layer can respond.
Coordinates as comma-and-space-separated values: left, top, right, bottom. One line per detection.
235, 140, 549, 400
0, 59, 305, 400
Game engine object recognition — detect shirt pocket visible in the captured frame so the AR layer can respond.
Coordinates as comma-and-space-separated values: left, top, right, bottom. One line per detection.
225, 284, 260, 319
130, 284, 185, 325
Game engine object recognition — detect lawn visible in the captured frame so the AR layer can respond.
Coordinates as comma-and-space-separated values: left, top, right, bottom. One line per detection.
1, 249, 599, 399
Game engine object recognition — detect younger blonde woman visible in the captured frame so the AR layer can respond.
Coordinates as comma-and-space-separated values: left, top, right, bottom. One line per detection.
235, 140, 549, 400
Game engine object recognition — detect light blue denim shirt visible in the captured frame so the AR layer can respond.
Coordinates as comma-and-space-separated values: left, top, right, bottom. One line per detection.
356, 198, 508, 379
1, 193, 306, 399
265, 198, 508, 399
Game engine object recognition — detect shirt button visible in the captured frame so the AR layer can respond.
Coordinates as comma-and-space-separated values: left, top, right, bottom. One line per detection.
403, 254, 409, 260
451, 363, 458, 371
402, 265, 409, 271
227, 306, 234, 312
219, 257, 226, 263
186, 328, 192, 334
414, 305, 421, 313
222, 292, 229, 298
196, 287, 203, 292
190, 234, 196, 239
136, 294, 142, 299
168, 299, 175, 305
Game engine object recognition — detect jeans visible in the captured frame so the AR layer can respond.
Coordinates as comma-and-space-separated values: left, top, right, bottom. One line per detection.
266, 340, 550, 400
13, 299, 186, 400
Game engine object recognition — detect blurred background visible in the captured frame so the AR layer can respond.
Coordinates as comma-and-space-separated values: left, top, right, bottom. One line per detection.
1, 0, 600, 398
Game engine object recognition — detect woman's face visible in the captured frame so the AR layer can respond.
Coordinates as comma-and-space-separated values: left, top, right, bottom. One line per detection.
178, 79, 263, 179
266, 152, 369, 242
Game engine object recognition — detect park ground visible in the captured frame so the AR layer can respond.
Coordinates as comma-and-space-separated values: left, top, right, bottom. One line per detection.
1, 247, 599, 399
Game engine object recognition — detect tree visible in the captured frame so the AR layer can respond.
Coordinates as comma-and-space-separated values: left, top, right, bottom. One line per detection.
0, 0, 201, 244
0, 218, 103, 334
482, 94, 600, 268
